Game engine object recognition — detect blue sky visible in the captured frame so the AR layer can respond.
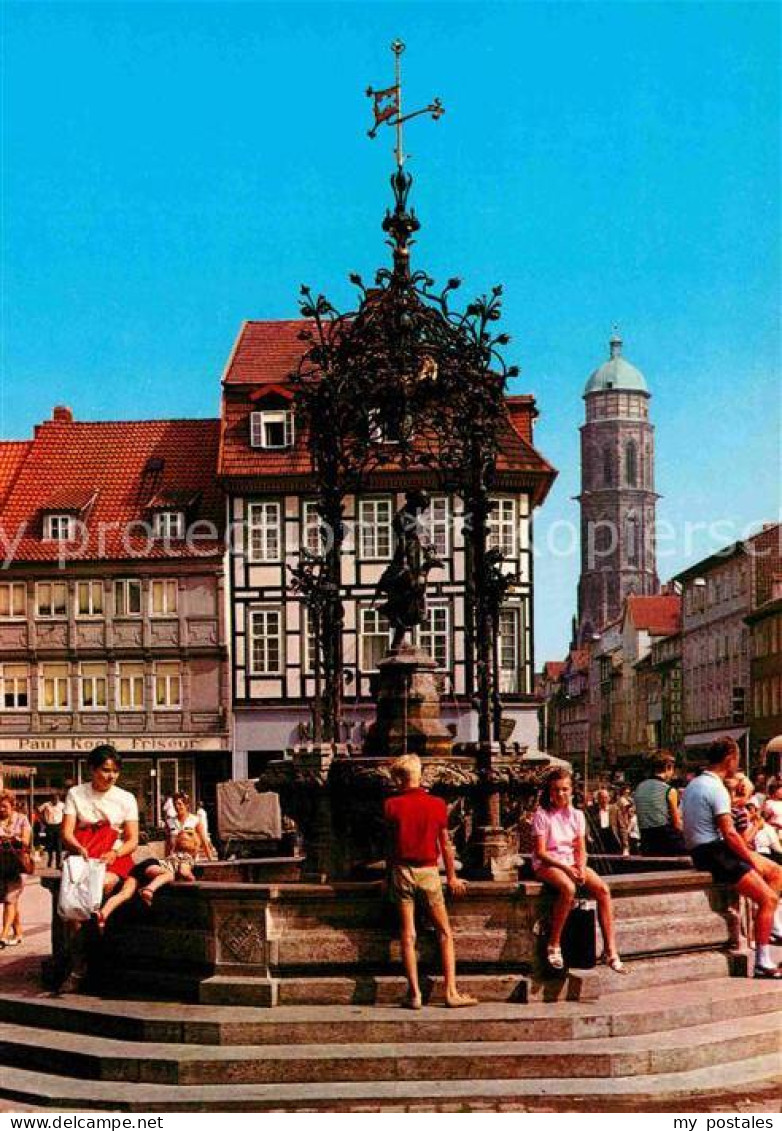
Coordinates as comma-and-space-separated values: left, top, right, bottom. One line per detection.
2, 2, 779, 662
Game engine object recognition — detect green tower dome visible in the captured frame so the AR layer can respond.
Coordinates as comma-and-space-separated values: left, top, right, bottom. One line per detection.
584, 331, 648, 395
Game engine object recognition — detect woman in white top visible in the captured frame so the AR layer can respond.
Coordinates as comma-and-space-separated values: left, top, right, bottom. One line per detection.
532, 768, 625, 974
166, 792, 214, 859
59, 745, 139, 989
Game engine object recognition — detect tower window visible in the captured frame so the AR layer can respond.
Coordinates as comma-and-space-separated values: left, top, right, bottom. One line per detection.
625, 441, 638, 487
602, 447, 614, 487
626, 515, 639, 567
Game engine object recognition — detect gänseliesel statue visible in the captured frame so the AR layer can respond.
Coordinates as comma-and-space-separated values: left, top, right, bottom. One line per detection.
374, 490, 442, 650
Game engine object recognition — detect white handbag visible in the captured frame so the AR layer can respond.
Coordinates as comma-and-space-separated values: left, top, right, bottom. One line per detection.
57, 855, 106, 921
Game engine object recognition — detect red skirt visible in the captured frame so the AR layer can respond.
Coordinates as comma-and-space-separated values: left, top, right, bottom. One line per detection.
75, 821, 134, 880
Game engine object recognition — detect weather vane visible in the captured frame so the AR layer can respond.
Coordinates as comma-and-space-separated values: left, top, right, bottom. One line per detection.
366, 40, 445, 168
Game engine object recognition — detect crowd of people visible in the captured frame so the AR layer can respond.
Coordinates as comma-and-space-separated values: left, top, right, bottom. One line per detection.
1, 738, 781, 997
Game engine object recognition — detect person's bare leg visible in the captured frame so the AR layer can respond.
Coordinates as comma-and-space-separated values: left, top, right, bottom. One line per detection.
426, 898, 477, 1007
583, 867, 619, 958
140, 867, 173, 904
736, 870, 778, 948
0, 900, 14, 942
397, 900, 422, 1007
751, 852, 782, 895
98, 877, 137, 929
535, 865, 576, 947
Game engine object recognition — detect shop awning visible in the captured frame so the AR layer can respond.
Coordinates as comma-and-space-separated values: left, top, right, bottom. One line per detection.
684, 728, 747, 748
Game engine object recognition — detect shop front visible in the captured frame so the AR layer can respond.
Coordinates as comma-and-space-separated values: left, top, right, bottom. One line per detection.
0, 735, 230, 836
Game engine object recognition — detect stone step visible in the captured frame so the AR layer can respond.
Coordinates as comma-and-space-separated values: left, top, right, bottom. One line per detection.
0, 1011, 778, 1086
1, 1053, 779, 1113
0, 975, 776, 1047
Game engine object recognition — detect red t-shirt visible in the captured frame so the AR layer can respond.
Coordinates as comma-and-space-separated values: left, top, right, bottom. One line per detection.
384, 788, 447, 866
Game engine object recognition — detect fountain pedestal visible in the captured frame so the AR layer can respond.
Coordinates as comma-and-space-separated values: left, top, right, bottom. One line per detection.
362, 643, 453, 759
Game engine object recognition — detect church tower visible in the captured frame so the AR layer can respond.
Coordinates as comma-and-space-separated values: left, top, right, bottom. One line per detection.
576, 331, 659, 643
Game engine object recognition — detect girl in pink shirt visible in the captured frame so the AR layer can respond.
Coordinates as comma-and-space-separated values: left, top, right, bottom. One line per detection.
532, 768, 625, 974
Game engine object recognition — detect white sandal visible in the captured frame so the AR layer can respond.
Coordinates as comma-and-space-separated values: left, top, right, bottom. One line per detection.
603, 953, 628, 974
546, 945, 565, 971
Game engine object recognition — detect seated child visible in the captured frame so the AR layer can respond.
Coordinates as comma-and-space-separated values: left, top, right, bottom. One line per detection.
131, 828, 199, 906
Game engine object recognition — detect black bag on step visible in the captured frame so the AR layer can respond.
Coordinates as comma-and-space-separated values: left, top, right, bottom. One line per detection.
560, 892, 597, 969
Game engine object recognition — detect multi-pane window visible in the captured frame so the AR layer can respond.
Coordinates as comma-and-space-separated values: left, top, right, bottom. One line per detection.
40, 663, 70, 710
36, 582, 68, 618
152, 511, 185, 539
247, 502, 282, 563
359, 499, 393, 559
422, 496, 451, 558
249, 609, 283, 675
303, 607, 318, 675
488, 498, 517, 558
360, 607, 392, 671
302, 501, 328, 556
114, 579, 142, 617
154, 662, 182, 708
0, 582, 26, 619
44, 514, 74, 541
250, 410, 294, 450
1, 664, 29, 710
76, 581, 103, 617
117, 663, 145, 709
79, 663, 108, 710
150, 579, 178, 617
498, 607, 522, 693
419, 603, 450, 671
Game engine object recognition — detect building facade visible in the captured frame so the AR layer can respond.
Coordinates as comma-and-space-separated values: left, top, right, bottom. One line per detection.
576, 333, 659, 644
745, 590, 782, 755
218, 321, 556, 776
675, 523, 781, 763
0, 409, 229, 825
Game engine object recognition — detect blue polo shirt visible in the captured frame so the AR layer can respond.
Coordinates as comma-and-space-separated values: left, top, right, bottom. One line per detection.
681, 772, 731, 850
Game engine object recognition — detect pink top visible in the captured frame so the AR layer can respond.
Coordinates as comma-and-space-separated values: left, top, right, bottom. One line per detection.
531, 805, 586, 872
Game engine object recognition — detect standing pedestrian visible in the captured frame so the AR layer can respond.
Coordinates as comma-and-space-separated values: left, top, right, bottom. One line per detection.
39, 793, 64, 869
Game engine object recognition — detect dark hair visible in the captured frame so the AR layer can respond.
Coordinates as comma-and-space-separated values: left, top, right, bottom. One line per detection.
540, 768, 573, 810
706, 737, 739, 767
651, 752, 676, 775
173, 791, 191, 806
87, 744, 122, 772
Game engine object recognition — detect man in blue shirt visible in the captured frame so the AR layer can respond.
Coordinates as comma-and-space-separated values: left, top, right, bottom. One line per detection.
682, 736, 782, 977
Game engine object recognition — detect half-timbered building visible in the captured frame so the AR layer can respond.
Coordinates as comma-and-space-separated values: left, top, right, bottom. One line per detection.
219, 320, 556, 776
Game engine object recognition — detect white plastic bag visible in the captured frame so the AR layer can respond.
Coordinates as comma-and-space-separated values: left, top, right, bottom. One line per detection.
57, 855, 106, 921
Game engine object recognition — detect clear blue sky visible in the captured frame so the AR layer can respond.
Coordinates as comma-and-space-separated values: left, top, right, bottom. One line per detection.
2, 2, 780, 662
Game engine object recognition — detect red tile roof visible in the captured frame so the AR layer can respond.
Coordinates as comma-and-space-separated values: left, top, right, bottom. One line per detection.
626, 594, 681, 637
219, 321, 557, 505
0, 442, 31, 508
0, 416, 223, 563
542, 661, 566, 680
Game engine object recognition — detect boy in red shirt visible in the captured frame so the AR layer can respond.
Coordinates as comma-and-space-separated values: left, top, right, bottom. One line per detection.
384, 754, 477, 1009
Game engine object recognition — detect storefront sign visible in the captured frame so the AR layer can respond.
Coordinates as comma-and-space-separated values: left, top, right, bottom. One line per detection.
1, 734, 229, 754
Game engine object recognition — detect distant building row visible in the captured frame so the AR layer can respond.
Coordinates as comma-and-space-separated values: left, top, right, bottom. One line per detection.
541, 523, 782, 774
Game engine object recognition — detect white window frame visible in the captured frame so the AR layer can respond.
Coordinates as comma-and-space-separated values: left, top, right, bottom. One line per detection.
1, 664, 29, 710
422, 496, 451, 559
0, 582, 26, 620
39, 663, 71, 711
498, 605, 522, 694
302, 500, 328, 556
488, 498, 518, 559
150, 579, 178, 618
418, 602, 451, 671
35, 581, 68, 619
154, 661, 182, 709
303, 606, 318, 676
76, 580, 104, 618
114, 579, 142, 618
116, 662, 145, 710
249, 608, 283, 676
250, 410, 295, 450
247, 502, 282, 563
359, 606, 393, 672
152, 511, 185, 539
43, 514, 75, 542
79, 662, 108, 710
359, 498, 393, 560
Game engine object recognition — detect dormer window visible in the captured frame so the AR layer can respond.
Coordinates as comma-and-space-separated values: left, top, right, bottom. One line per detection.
152, 510, 185, 539
250, 410, 294, 450
44, 514, 75, 541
